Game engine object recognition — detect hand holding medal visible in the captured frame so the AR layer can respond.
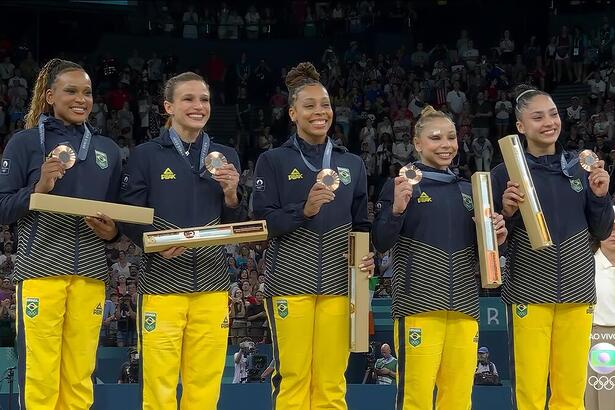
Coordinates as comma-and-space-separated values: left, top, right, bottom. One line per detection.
392, 163, 420, 216
580, 149, 610, 197
207, 151, 240, 206
35, 145, 77, 193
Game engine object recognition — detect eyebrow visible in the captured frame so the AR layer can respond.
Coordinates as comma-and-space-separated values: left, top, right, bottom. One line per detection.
180, 93, 210, 98
63, 84, 92, 89
529, 108, 558, 114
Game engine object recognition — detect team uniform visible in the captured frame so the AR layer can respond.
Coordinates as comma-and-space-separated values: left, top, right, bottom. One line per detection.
0, 116, 122, 409
252, 135, 370, 410
372, 162, 480, 410
120, 129, 242, 410
491, 147, 614, 410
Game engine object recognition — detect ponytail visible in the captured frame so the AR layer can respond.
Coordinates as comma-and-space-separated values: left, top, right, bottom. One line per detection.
24, 58, 83, 129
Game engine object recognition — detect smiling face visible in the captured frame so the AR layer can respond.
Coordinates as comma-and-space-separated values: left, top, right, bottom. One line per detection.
516, 94, 561, 151
46, 69, 93, 125
164, 80, 210, 136
288, 84, 333, 143
414, 117, 458, 170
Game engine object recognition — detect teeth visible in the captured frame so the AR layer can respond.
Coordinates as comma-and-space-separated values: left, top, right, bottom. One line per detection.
71, 107, 85, 113
188, 114, 204, 119
311, 120, 326, 125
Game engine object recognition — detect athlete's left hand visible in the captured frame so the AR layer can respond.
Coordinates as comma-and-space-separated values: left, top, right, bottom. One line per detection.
589, 160, 610, 198
85, 212, 118, 241
359, 252, 375, 276
213, 164, 240, 206
492, 212, 507, 246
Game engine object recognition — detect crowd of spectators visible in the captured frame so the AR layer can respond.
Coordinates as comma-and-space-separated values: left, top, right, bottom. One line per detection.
0, 2, 614, 347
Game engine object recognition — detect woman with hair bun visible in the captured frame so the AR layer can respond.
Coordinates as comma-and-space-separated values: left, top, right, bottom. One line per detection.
491, 84, 613, 409
372, 105, 507, 410
0, 58, 122, 409
252, 62, 374, 410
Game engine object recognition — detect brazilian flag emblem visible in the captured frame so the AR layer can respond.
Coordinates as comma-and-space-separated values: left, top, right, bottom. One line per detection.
276, 300, 288, 319
570, 178, 583, 193
409, 328, 422, 348
337, 167, 351, 185
144, 312, 157, 332
516, 304, 528, 319
95, 150, 108, 170
25, 297, 39, 319
462, 193, 473, 212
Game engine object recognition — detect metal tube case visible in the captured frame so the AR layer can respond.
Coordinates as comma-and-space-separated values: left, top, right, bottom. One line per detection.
498, 135, 553, 250
471, 172, 502, 288
348, 231, 370, 353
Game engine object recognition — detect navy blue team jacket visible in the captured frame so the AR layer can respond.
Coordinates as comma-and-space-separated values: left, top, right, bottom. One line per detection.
491, 147, 613, 305
372, 163, 480, 320
120, 128, 242, 295
252, 135, 370, 297
0, 116, 122, 282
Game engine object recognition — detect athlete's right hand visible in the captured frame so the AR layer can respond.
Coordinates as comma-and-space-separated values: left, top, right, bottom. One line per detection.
159, 246, 186, 259
502, 181, 524, 218
303, 182, 335, 218
392, 176, 413, 216
34, 157, 66, 193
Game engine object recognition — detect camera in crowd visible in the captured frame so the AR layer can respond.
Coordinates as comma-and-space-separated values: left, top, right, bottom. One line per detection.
238, 338, 268, 383
118, 348, 139, 384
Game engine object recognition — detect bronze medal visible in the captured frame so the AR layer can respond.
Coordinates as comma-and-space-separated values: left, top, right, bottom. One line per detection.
399, 164, 422, 185
579, 149, 599, 172
316, 168, 340, 191
205, 151, 228, 175
50, 145, 76, 169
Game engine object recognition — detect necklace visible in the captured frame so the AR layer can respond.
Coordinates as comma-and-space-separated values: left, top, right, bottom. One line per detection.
185, 143, 192, 156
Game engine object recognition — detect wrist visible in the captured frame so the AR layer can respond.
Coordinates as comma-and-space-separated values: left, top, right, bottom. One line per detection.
224, 192, 239, 208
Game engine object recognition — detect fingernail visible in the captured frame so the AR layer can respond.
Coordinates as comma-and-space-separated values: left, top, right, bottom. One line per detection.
359, 264, 365, 268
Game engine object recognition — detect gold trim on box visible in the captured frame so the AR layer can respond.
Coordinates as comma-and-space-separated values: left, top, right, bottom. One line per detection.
348, 231, 370, 353
498, 135, 553, 250
142, 221, 268, 253
471, 172, 502, 289
29, 193, 154, 225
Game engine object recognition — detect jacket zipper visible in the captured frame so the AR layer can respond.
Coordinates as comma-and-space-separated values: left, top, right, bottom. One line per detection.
448, 200, 454, 310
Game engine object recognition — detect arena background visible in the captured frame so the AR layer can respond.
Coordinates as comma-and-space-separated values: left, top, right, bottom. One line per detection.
0, 0, 614, 408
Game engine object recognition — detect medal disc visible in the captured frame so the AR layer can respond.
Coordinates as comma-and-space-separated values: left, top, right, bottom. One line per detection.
316, 168, 340, 191
579, 149, 599, 172
399, 164, 422, 185
205, 151, 228, 175
50, 145, 76, 169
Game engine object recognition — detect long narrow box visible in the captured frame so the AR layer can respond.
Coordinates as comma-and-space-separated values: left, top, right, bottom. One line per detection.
142, 220, 268, 253
471, 172, 502, 288
498, 135, 553, 250
348, 231, 370, 353
29, 193, 154, 225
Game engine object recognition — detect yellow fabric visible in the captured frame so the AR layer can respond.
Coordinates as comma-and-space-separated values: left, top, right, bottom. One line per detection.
394, 310, 478, 410
17, 275, 105, 410
265, 295, 349, 410
139, 291, 229, 410
510, 303, 593, 410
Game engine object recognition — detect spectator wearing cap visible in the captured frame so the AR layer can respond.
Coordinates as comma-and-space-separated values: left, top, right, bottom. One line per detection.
475, 346, 499, 385
373, 344, 397, 385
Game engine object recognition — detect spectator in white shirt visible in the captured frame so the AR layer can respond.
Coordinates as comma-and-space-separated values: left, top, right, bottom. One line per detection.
392, 133, 413, 167
472, 135, 494, 171
494, 91, 513, 138
446, 81, 467, 121
462, 40, 480, 71
182, 5, 199, 39
359, 117, 377, 154
566, 96, 582, 125
587, 71, 607, 101
586, 208, 615, 408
